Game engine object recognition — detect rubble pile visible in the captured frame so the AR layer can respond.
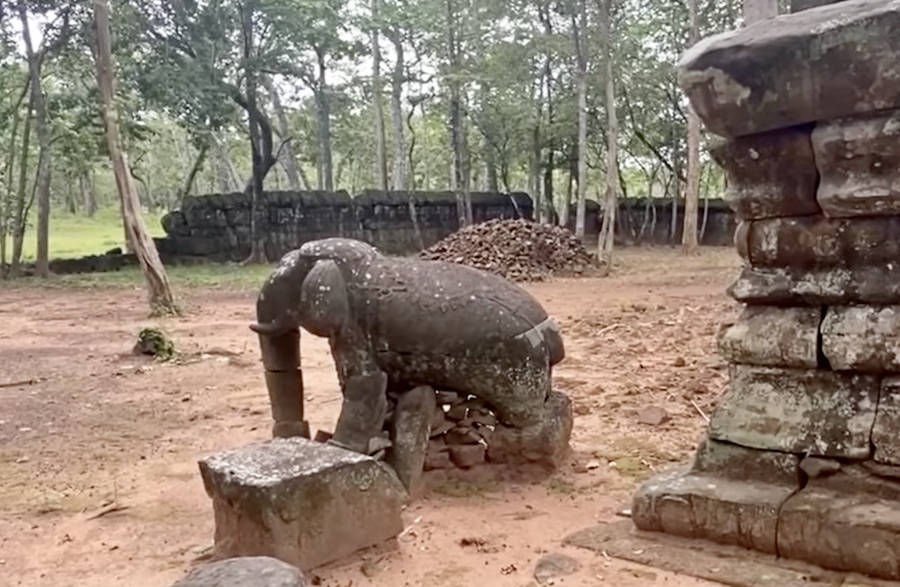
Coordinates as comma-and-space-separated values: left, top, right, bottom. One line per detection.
420, 219, 595, 281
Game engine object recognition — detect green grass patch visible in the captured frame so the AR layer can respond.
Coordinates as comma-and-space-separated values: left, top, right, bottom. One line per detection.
0, 262, 276, 292
15, 208, 166, 261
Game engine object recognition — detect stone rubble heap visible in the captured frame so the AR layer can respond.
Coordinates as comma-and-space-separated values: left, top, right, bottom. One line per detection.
632, 0, 900, 581
373, 387, 573, 497
420, 218, 595, 282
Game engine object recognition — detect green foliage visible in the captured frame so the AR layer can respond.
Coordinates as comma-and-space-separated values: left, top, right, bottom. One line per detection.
1, 0, 745, 266
133, 327, 176, 362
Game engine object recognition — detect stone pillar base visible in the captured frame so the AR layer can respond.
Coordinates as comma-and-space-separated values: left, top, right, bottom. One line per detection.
632, 449, 900, 581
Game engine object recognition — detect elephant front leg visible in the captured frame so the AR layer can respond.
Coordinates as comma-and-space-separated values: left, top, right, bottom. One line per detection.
258, 329, 310, 439
330, 371, 388, 454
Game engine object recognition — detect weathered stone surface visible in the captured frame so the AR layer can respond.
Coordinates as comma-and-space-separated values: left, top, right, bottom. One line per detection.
778, 488, 900, 580
813, 111, 900, 218
709, 365, 879, 458
691, 438, 800, 485
533, 553, 581, 585
872, 376, 900, 466
716, 305, 819, 369
386, 385, 435, 497
791, 0, 848, 11
170, 557, 310, 587
799, 456, 841, 479
738, 216, 900, 270
677, 0, 900, 137
728, 264, 900, 305
487, 391, 573, 469
632, 467, 794, 554
708, 128, 820, 220
805, 462, 900, 499
821, 305, 900, 372
198, 437, 407, 571
449, 444, 486, 468
423, 450, 454, 471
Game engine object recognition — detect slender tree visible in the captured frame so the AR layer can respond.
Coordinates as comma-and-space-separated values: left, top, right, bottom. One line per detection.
597, 0, 618, 273
681, 0, 701, 255
93, 0, 178, 314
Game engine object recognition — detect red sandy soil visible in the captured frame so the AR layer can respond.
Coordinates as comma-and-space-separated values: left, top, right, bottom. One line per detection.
0, 247, 742, 587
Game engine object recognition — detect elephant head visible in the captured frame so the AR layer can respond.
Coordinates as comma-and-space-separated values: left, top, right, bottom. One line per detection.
248, 238, 378, 438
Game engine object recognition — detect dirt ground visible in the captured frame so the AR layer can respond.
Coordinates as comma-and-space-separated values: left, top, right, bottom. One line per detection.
0, 247, 742, 587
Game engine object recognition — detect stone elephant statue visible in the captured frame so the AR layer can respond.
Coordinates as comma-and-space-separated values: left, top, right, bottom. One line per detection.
249, 237, 565, 454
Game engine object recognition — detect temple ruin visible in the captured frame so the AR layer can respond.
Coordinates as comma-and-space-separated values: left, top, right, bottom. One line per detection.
631, 0, 900, 579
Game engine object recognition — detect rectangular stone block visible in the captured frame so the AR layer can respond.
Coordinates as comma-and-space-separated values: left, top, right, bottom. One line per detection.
821, 306, 900, 372
873, 376, 900, 466
728, 264, 900, 305
717, 305, 819, 369
691, 439, 801, 485
198, 437, 407, 571
678, 0, 900, 137
778, 488, 900, 580
737, 215, 900, 270
708, 128, 820, 221
791, 0, 848, 11
709, 365, 879, 458
813, 111, 900, 218
632, 467, 794, 554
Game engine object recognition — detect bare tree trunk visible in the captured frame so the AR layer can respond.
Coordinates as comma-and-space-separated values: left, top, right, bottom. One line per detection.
1, 79, 26, 275
447, 0, 471, 227
744, 0, 778, 23
262, 75, 309, 190
85, 168, 98, 216
315, 49, 335, 191
18, 2, 52, 278
94, 0, 178, 314
681, 0, 701, 255
573, 0, 588, 239
176, 145, 209, 205
11, 86, 34, 277
388, 33, 409, 190
241, 0, 269, 262
211, 134, 242, 192
370, 0, 389, 191
597, 0, 618, 274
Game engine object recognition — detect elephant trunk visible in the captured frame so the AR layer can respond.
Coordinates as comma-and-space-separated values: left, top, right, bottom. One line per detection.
253, 291, 309, 439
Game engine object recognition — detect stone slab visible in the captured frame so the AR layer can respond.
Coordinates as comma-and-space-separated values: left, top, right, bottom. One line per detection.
804, 462, 900, 500
737, 216, 900, 270
678, 0, 900, 137
791, 0, 849, 12
631, 467, 795, 554
813, 111, 900, 218
198, 437, 407, 571
487, 390, 573, 469
691, 438, 801, 485
709, 128, 820, 221
708, 365, 879, 458
727, 264, 900, 305
778, 488, 900, 580
872, 376, 900, 465
564, 519, 852, 587
821, 306, 900, 372
717, 305, 820, 369
386, 385, 435, 497
170, 557, 310, 587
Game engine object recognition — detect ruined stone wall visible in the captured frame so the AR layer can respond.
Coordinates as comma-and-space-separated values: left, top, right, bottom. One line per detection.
632, 0, 900, 580
155, 190, 736, 263
155, 190, 535, 261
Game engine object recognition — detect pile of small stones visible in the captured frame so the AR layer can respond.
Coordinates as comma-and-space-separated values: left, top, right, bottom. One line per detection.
384, 389, 498, 470
420, 219, 595, 282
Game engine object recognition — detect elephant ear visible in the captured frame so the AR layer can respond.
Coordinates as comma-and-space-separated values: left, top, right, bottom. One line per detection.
299, 259, 350, 338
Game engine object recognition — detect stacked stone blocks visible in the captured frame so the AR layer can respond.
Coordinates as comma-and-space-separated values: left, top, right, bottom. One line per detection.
632, 0, 900, 579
